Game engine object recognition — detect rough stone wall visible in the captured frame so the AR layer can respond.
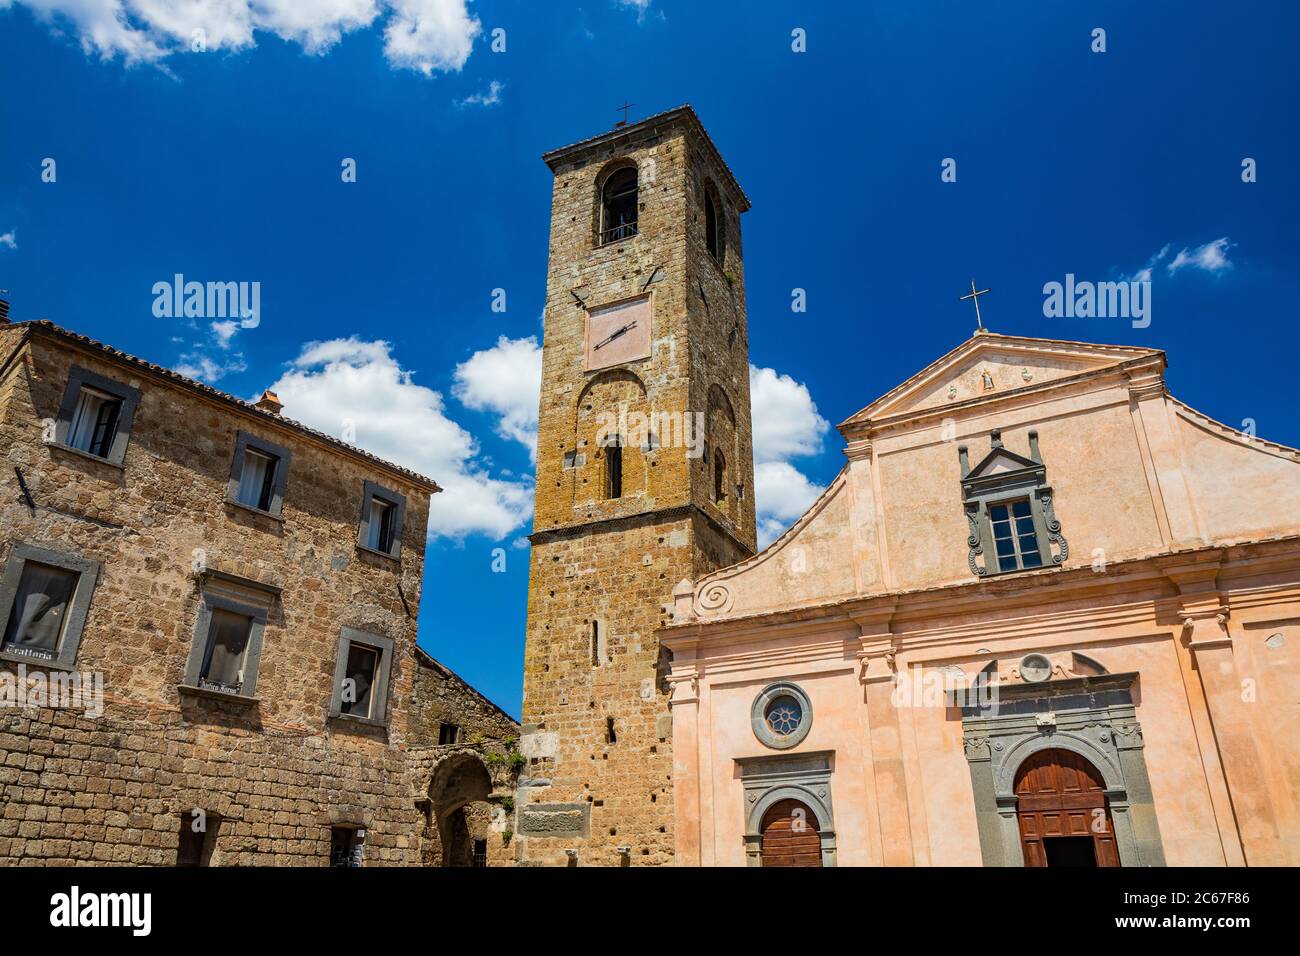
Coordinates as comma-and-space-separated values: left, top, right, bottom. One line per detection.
408, 650, 519, 748
0, 329, 504, 865
520, 112, 756, 866
684, 130, 757, 554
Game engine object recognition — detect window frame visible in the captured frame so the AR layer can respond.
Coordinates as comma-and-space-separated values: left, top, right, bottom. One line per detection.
604, 435, 624, 500
959, 429, 1068, 579
357, 481, 408, 560
226, 431, 291, 518
751, 681, 814, 751
704, 182, 726, 266
987, 498, 1045, 573
0, 543, 100, 671
598, 164, 639, 246
327, 627, 395, 726
53, 366, 141, 466
181, 575, 275, 701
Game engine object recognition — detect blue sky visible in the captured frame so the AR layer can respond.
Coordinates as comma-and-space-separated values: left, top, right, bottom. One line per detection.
2, 1, 1297, 718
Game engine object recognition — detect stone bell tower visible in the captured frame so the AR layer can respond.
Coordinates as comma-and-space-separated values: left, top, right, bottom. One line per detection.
517, 106, 756, 865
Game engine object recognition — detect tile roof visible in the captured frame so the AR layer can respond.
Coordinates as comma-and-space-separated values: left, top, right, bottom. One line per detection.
11, 319, 440, 492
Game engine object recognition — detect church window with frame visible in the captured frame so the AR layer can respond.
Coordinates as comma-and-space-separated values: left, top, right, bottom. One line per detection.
959, 429, 1068, 578
988, 499, 1043, 572
599, 166, 638, 245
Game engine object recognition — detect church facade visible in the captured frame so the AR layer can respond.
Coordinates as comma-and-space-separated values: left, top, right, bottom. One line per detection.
516, 105, 1300, 867
664, 330, 1300, 867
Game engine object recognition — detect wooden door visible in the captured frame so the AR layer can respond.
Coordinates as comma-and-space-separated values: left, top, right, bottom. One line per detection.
760, 799, 822, 867
1015, 748, 1120, 867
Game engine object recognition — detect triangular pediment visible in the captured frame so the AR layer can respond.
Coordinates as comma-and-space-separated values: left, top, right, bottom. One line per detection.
840, 333, 1162, 428
968, 447, 1036, 478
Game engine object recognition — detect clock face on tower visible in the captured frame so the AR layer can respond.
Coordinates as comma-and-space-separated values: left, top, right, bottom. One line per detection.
584, 294, 652, 372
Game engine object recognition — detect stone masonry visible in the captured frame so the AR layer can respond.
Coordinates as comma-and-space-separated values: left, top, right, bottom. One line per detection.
518, 107, 757, 865
0, 318, 517, 865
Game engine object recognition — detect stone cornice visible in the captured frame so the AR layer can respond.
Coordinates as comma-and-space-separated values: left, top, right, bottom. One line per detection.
661, 534, 1300, 647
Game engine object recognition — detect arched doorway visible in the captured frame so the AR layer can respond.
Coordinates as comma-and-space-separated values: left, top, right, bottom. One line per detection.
426, 752, 495, 867
760, 799, 822, 867
1014, 748, 1120, 867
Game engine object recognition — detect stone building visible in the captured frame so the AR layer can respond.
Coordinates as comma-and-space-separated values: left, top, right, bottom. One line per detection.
0, 314, 518, 866
517, 106, 757, 865
665, 329, 1300, 866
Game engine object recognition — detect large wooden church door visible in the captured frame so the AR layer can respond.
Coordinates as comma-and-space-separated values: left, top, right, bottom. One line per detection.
760, 799, 822, 867
1014, 748, 1121, 867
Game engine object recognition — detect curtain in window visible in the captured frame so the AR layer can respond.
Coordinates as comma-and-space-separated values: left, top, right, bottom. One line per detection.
2, 561, 79, 653
236, 451, 272, 508
366, 499, 392, 552
343, 643, 378, 716
201, 608, 252, 688
67, 389, 119, 455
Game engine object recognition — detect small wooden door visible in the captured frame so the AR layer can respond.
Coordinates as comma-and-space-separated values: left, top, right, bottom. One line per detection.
1015, 748, 1120, 867
760, 799, 822, 867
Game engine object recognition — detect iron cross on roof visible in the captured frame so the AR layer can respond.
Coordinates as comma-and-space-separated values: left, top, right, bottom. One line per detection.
959, 279, 991, 333
615, 101, 635, 127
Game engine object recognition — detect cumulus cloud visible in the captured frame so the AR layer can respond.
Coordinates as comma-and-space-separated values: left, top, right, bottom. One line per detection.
452, 335, 541, 458
266, 336, 532, 541
749, 364, 831, 548
1126, 237, 1234, 283
0, 230, 15, 249
8, 0, 479, 73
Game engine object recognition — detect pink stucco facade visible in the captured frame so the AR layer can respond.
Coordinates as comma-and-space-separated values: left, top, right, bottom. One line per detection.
663, 332, 1300, 866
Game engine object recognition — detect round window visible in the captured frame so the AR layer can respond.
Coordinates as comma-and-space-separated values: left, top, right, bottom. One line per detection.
751, 682, 812, 749
764, 696, 803, 736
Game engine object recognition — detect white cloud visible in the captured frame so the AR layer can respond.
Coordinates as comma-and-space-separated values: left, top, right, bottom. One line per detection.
266, 336, 532, 541
749, 364, 829, 462
9, 0, 479, 73
1125, 237, 1234, 283
749, 364, 830, 548
614, 0, 652, 16
0, 230, 15, 249
452, 334, 541, 458
456, 79, 503, 108
754, 460, 822, 523
1168, 237, 1233, 275
174, 352, 247, 382
211, 319, 239, 348
383, 0, 479, 74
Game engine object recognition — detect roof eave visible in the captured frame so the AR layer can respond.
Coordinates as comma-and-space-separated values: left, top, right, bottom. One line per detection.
541, 104, 752, 212
17, 320, 441, 494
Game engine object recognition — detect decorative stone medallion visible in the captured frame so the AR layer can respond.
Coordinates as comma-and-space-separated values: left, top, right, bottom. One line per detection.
1020, 653, 1052, 683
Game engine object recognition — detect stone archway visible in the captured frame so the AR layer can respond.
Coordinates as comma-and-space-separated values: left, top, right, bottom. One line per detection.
427, 751, 495, 867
